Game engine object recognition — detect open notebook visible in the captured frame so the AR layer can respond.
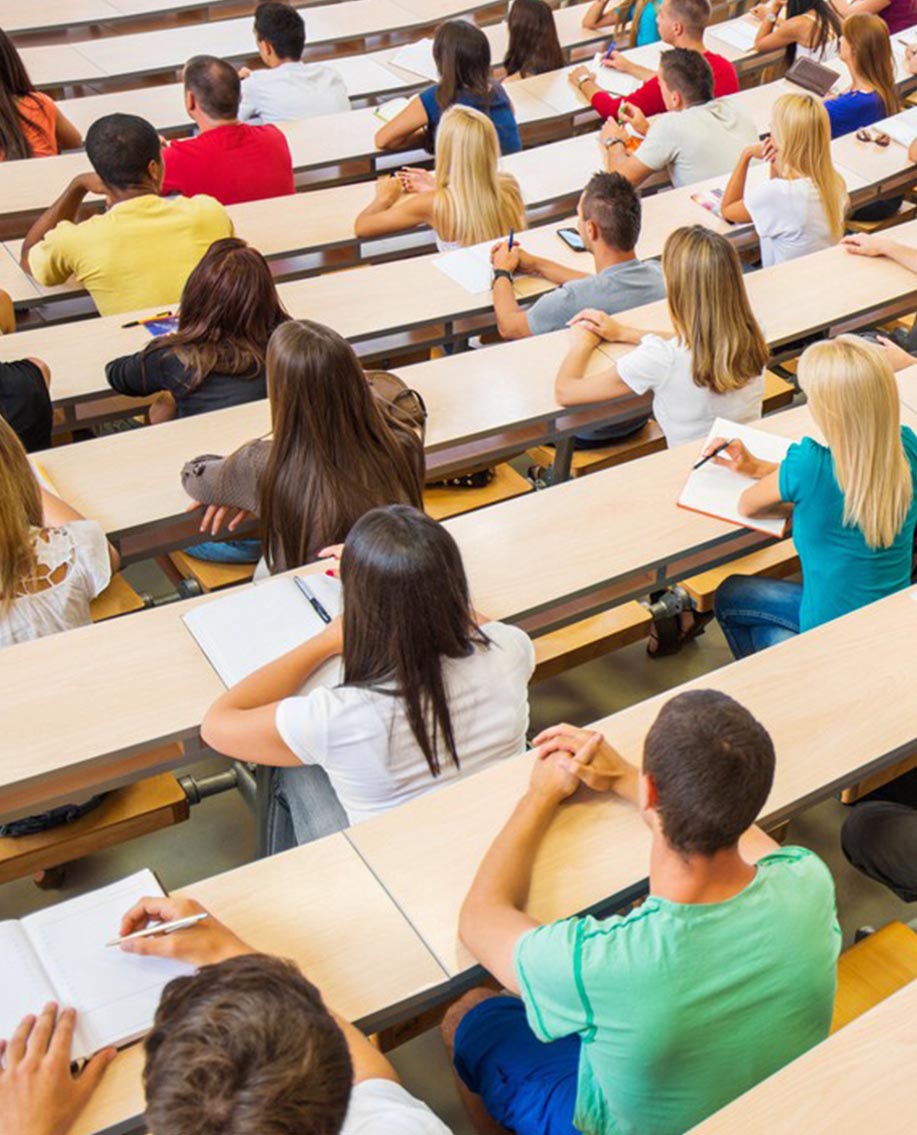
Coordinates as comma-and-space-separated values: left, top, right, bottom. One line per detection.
710, 18, 759, 52
182, 572, 343, 689
374, 96, 410, 123
872, 105, 917, 149
432, 236, 508, 294
678, 418, 793, 537
590, 55, 643, 95
0, 870, 193, 1062
389, 38, 438, 81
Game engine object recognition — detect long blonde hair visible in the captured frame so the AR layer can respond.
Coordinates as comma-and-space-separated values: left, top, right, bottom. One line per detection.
798, 335, 913, 549
771, 94, 848, 241
432, 105, 526, 246
661, 226, 769, 393
842, 13, 899, 115
0, 417, 41, 609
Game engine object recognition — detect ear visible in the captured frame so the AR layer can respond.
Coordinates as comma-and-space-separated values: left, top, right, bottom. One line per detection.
185, 89, 196, 114
640, 771, 659, 814
583, 218, 600, 245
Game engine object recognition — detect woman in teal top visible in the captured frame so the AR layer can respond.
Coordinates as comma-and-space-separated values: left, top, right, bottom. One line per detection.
713, 335, 917, 658
582, 0, 661, 46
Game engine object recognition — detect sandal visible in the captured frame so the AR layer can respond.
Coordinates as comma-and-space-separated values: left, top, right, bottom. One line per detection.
429, 468, 495, 490
647, 609, 715, 659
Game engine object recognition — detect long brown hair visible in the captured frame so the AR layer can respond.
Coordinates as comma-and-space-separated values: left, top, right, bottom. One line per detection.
843, 13, 899, 115
0, 30, 44, 161
259, 321, 425, 571
503, 0, 564, 77
433, 20, 494, 109
142, 238, 288, 389
0, 418, 42, 610
341, 505, 489, 777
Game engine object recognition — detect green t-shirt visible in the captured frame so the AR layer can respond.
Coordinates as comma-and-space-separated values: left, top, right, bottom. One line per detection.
514, 846, 840, 1135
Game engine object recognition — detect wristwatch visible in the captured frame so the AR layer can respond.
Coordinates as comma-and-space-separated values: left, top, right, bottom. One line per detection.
576, 73, 592, 87
765, 9, 778, 21
492, 268, 514, 285
603, 136, 626, 149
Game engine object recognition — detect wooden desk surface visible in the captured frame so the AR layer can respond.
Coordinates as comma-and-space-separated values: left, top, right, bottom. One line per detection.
2, 0, 265, 35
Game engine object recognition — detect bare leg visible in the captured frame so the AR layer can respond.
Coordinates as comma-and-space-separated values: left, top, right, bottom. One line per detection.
441, 988, 510, 1135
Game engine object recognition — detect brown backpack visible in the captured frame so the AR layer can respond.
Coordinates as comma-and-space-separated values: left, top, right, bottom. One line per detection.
365, 369, 428, 442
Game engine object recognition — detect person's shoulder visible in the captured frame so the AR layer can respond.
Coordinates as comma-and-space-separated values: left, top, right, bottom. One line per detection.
182, 193, 233, 225
479, 621, 536, 674
757, 845, 836, 897
900, 423, 917, 462
343, 1079, 452, 1135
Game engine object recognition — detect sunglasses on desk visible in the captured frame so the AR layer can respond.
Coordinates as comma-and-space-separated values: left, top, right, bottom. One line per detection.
855, 129, 891, 146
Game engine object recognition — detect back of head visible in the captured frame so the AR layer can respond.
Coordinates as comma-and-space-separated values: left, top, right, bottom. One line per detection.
143, 954, 352, 1135
665, 0, 712, 38
0, 417, 42, 609
85, 114, 161, 191
843, 13, 898, 115
643, 690, 775, 856
784, 0, 840, 60
433, 20, 492, 108
659, 46, 714, 106
798, 335, 913, 549
581, 171, 642, 252
771, 93, 847, 239
503, 0, 564, 77
183, 54, 241, 120
0, 29, 37, 161
254, 0, 306, 60
661, 225, 768, 393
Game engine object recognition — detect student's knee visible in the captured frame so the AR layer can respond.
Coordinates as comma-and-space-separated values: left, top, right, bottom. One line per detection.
26, 357, 51, 387
842, 801, 917, 901
441, 987, 500, 1054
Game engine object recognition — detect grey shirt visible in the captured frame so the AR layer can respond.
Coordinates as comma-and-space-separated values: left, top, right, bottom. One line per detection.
526, 257, 666, 336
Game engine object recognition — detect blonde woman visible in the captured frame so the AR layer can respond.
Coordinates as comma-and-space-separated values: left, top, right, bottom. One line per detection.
720, 94, 847, 267
554, 226, 769, 447
825, 13, 898, 137
353, 104, 525, 249
713, 335, 917, 658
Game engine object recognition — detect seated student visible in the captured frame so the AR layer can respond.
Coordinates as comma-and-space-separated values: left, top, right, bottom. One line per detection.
600, 49, 758, 189
825, 13, 899, 137
0, 29, 82, 160
843, 230, 917, 363
200, 504, 535, 850
20, 114, 233, 317
749, 0, 841, 62
721, 94, 848, 266
583, 0, 662, 46
448, 690, 841, 1135
181, 319, 425, 571
354, 105, 524, 249
714, 336, 917, 658
831, 0, 915, 36
0, 358, 51, 453
569, 0, 739, 121
106, 239, 288, 422
162, 55, 294, 206
502, 0, 565, 80
842, 768, 917, 903
0, 898, 453, 1135
375, 21, 522, 155
239, 0, 349, 122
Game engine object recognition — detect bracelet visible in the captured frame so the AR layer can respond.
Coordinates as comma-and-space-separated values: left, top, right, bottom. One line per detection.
492, 268, 514, 284
603, 136, 626, 149
765, 10, 778, 21
576, 74, 592, 87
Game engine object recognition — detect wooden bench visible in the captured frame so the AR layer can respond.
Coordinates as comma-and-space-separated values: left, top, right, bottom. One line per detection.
680, 540, 800, 613
531, 603, 652, 683
847, 200, 917, 235
832, 921, 917, 1032
90, 574, 147, 621
167, 550, 258, 594
424, 463, 534, 520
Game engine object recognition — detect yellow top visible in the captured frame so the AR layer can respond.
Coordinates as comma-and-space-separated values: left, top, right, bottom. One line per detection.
28, 193, 233, 317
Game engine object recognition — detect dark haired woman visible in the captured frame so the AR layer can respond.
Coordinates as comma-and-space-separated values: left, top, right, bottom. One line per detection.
503, 0, 565, 80
0, 29, 81, 160
750, 0, 841, 63
375, 20, 521, 154
200, 504, 535, 850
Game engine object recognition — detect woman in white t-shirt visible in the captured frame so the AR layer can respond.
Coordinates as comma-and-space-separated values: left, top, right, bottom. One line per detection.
554, 225, 769, 448
720, 94, 848, 267
201, 504, 535, 852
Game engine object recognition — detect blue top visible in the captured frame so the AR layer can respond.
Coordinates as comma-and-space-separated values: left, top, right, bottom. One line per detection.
419, 83, 522, 155
633, 0, 661, 45
825, 89, 885, 138
779, 426, 917, 631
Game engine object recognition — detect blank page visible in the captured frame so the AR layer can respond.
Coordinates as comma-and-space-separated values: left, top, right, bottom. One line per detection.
591, 56, 643, 95
710, 19, 759, 51
0, 921, 58, 1047
872, 106, 917, 148
432, 237, 509, 295
390, 38, 438, 81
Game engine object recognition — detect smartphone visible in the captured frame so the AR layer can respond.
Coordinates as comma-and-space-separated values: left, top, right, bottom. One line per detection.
557, 227, 586, 253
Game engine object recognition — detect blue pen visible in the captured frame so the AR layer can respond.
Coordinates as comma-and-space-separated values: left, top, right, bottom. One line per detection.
508, 228, 515, 251
602, 39, 617, 60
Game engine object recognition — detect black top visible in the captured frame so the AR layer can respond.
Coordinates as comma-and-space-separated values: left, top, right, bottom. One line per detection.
0, 360, 51, 452
105, 346, 267, 418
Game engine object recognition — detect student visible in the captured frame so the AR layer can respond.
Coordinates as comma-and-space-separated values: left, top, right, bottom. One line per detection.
714, 335, 917, 658
824, 13, 898, 137
583, 0, 662, 47
600, 49, 758, 188
721, 93, 848, 266
375, 21, 522, 155
354, 105, 524, 248
830, 0, 916, 36
21, 114, 233, 317
105, 239, 289, 421
842, 769, 917, 903
199, 504, 535, 850
181, 320, 425, 572
162, 55, 294, 206
448, 689, 840, 1135
0, 899, 453, 1135
843, 230, 917, 364
749, 0, 841, 63
569, 0, 739, 122
0, 358, 51, 453
0, 29, 81, 160
554, 226, 768, 446
239, 0, 349, 123
502, 0, 565, 80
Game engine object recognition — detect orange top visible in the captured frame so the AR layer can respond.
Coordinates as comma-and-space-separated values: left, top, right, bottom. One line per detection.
12, 91, 58, 159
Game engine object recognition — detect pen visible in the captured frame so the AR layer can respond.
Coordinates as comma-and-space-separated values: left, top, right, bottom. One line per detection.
121, 311, 172, 329
693, 438, 735, 471
295, 575, 332, 623
602, 39, 617, 59
106, 911, 209, 948
507, 228, 514, 251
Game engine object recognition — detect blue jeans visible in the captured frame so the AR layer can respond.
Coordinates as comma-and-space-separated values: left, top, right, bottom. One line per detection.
714, 574, 803, 659
184, 538, 262, 563
264, 765, 349, 854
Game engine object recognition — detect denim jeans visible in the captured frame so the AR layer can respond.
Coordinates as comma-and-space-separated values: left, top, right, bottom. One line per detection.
263, 765, 349, 854
714, 574, 803, 659
184, 538, 263, 564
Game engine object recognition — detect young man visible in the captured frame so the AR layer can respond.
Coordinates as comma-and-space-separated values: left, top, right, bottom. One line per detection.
449, 689, 841, 1135
570, 0, 739, 121
602, 49, 757, 188
21, 114, 232, 317
0, 896, 452, 1135
239, 1, 349, 124
162, 55, 295, 206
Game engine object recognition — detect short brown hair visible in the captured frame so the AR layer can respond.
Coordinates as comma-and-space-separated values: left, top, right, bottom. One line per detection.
659, 47, 714, 105
143, 954, 353, 1135
183, 54, 241, 120
581, 172, 642, 252
666, 0, 712, 37
643, 690, 775, 856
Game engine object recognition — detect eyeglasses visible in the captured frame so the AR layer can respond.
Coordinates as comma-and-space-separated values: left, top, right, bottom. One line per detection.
855, 129, 891, 146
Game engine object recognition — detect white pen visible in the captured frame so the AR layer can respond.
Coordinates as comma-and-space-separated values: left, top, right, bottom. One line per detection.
106, 911, 209, 948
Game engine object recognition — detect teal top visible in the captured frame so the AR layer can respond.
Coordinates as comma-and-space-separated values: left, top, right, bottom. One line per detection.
514, 847, 840, 1135
779, 425, 917, 632
632, 0, 660, 45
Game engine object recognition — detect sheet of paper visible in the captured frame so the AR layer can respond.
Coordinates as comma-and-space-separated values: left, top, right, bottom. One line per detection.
389, 38, 438, 81
432, 235, 507, 294
30, 460, 57, 496
678, 418, 793, 537
374, 96, 410, 123
590, 57, 643, 95
710, 18, 759, 52
0, 921, 58, 1047
872, 106, 917, 148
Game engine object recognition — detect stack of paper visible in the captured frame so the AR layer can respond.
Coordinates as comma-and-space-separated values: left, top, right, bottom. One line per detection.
389, 38, 438, 81
871, 105, 917, 149
432, 236, 509, 294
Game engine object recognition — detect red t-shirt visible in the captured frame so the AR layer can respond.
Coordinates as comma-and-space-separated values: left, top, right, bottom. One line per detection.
591, 51, 739, 121
162, 122, 294, 206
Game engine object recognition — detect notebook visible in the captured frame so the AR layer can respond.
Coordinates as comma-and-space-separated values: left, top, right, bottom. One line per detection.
0, 870, 193, 1062
590, 56, 643, 95
143, 315, 179, 338
373, 96, 410, 123
871, 106, 917, 149
691, 186, 728, 220
710, 18, 759, 52
432, 236, 507, 294
677, 418, 794, 537
784, 56, 840, 97
182, 572, 343, 689
30, 461, 57, 495
390, 38, 438, 81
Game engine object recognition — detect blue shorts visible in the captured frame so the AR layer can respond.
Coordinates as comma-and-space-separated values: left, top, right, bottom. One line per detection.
453, 995, 579, 1135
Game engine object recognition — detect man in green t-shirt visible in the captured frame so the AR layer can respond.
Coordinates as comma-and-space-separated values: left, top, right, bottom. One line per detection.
447, 689, 840, 1135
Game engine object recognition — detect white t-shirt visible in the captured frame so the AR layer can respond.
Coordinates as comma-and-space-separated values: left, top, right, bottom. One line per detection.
636, 99, 759, 188
239, 61, 349, 123
616, 335, 765, 447
745, 176, 835, 267
0, 521, 111, 648
342, 1079, 452, 1135
275, 621, 534, 825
